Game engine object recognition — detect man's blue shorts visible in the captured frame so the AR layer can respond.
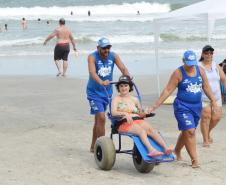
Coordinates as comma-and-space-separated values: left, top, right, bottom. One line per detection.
173, 98, 201, 131
88, 98, 109, 115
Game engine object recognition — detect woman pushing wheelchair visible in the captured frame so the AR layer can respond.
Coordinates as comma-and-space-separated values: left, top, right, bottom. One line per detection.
111, 75, 172, 157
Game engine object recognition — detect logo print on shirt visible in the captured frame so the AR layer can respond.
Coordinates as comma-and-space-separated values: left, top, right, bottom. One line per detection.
98, 66, 112, 77
97, 60, 103, 65
198, 76, 202, 82
183, 79, 191, 84
108, 60, 113, 65
186, 82, 202, 94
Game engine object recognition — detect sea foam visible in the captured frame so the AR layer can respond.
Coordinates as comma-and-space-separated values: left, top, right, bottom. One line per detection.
0, 2, 170, 21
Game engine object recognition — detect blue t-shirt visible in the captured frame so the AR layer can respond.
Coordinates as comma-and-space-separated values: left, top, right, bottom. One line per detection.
176, 65, 203, 104
86, 51, 115, 102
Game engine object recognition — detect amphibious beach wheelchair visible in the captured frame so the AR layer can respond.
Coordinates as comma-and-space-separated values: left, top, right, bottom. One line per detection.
94, 82, 174, 173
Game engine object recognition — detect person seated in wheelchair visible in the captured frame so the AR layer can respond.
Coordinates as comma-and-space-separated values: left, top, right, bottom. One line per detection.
111, 75, 172, 157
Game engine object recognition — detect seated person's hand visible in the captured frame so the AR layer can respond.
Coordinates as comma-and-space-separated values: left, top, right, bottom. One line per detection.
124, 113, 133, 124
138, 111, 146, 118
138, 109, 155, 118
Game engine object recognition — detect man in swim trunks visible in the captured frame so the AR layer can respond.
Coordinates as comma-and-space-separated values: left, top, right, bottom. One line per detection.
44, 18, 77, 77
86, 37, 129, 152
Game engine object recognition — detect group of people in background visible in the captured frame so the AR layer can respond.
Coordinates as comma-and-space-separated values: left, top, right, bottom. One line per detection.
0, 17, 51, 32
2, 8, 143, 32
1, 8, 142, 32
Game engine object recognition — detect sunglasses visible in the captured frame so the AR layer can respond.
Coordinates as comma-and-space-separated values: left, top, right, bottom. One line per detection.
203, 51, 213, 55
101, 46, 111, 50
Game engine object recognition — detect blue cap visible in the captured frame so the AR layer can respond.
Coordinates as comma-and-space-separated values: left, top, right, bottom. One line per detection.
183, 50, 197, 66
97, 37, 112, 48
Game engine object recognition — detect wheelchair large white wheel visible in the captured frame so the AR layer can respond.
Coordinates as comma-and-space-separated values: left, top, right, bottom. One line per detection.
132, 145, 155, 173
94, 136, 116, 170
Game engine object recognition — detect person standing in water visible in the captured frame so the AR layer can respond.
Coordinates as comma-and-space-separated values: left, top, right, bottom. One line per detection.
21, 17, 27, 30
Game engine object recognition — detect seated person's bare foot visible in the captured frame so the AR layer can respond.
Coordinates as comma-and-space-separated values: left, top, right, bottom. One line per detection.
173, 149, 183, 161
147, 150, 164, 157
62, 73, 67, 77
56, 72, 61, 77
191, 159, 200, 168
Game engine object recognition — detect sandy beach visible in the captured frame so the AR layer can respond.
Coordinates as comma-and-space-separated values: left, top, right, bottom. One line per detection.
0, 75, 225, 185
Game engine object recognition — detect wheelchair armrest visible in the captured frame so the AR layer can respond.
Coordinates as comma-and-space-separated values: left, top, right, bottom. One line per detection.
111, 115, 124, 120
145, 113, 155, 118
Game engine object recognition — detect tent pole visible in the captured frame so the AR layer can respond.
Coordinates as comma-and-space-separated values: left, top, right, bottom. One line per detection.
207, 13, 210, 43
153, 19, 161, 97
207, 13, 215, 43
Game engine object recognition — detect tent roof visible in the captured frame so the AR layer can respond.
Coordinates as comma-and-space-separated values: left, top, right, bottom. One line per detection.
156, 0, 226, 21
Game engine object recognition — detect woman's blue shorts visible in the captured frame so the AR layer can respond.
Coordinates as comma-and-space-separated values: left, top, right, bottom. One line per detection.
173, 98, 201, 131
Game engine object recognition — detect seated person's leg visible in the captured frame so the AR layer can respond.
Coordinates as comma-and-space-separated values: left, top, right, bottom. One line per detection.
128, 123, 164, 157
140, 121, 172, 155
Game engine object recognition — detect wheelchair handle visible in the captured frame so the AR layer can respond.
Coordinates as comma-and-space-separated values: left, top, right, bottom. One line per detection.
109, 81, 117, 85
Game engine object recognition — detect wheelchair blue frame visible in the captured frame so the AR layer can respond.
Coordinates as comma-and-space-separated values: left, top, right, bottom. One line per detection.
105, 82, 174, 164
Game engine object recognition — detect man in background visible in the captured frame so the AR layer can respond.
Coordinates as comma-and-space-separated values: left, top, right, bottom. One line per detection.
44, 18, 76, 77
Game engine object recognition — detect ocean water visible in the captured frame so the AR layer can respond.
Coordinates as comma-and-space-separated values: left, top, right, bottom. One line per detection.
0, 0, 226, 77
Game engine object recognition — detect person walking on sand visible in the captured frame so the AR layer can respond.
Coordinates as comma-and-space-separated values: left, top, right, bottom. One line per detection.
21, 18, 27, 30
43, 18, 77, 77
86, 37, 129, 152
147, 50, 217, 168
199, 45, 226, 147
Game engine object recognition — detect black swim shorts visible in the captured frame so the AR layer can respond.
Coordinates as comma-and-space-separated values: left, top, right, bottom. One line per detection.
54, 43, 70, 61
